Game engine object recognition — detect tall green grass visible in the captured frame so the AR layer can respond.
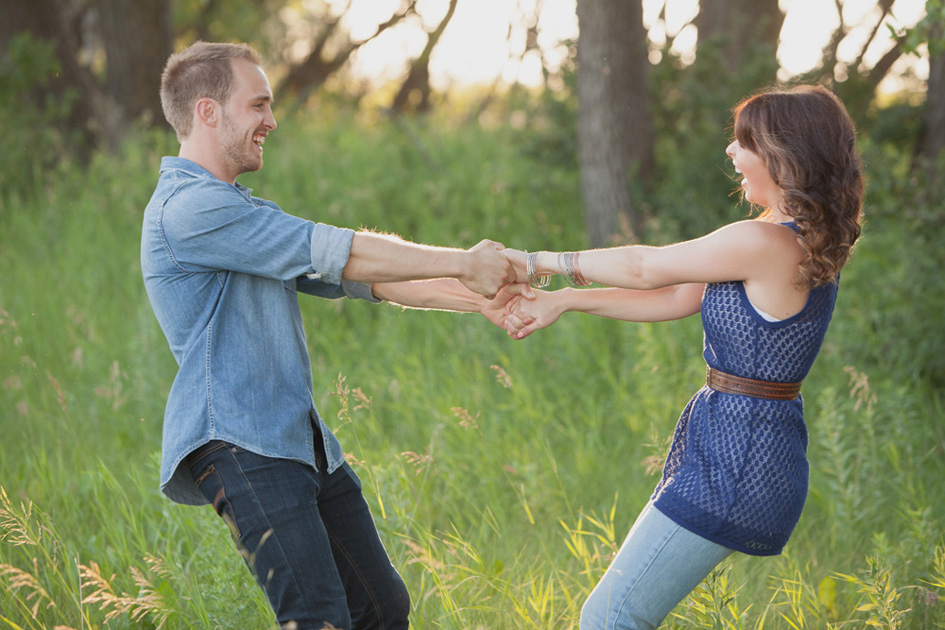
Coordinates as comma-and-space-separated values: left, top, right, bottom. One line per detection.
1, 112, 943, 629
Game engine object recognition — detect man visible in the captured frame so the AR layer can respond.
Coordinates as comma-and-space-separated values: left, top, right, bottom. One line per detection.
141, 41, 525, 630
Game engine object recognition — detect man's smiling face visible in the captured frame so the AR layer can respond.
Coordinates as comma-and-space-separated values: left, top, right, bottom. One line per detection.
218, 57, 277, 180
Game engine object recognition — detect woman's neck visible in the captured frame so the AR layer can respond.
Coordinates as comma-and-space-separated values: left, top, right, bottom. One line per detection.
761, 203, 792, 224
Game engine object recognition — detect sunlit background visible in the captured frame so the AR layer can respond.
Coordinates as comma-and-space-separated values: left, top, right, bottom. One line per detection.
301, 0, 929, 94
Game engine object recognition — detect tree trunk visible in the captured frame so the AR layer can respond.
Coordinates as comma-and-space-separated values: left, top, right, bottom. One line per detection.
920, 25, 945, 165
391, 0, 458, 114
0, 0, 99, 153
696, 0, 783, 75
576, 0, 652, 246
0, 0, 172, 152
96, 0, 172, 139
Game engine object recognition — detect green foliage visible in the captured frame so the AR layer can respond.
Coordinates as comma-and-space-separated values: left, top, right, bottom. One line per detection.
895, 0, 945, 57
671, 568, 751, 629
834, 557, 911, 630
0, 33, 74, 201
508, 40, 580, 171
645, 40, 782, 240
517, 38, 785, 243
171, 0, 287, 57
836, 139, 945, 386
2, 107, 944, 629
864, 98, 925, 153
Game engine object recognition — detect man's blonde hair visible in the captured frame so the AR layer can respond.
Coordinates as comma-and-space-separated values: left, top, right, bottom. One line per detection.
160, 41, 262, 141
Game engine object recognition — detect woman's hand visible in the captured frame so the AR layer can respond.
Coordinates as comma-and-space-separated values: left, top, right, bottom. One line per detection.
503, 289, 564, 339
480, 282, 534, 331
500, 248, 531, 285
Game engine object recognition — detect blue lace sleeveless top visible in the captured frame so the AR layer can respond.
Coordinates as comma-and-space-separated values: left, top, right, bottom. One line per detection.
651, 224, 838, 555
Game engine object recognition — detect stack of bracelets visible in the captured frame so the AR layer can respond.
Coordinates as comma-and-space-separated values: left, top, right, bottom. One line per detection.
525, 251, 591, 288
525, 251, 550, 288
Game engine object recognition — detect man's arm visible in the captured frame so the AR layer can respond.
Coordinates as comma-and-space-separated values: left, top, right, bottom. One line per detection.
371, 279, 533, 330
342, 232, 513, 299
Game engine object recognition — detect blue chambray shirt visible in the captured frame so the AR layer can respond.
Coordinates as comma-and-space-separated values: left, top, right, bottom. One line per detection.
141, 157, 379, 505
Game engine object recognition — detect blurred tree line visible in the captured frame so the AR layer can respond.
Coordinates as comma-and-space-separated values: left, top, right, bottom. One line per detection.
1, 0, 941, 245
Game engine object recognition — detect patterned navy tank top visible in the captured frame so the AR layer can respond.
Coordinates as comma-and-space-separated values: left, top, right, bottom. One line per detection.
651, 224, 838, 555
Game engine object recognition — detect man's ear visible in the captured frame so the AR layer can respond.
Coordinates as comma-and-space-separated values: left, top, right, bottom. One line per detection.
195, 98, 218, 128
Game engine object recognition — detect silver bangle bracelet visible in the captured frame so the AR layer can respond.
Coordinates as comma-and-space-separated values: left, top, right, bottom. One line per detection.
526, 251, 550, 288
560, 251, 591, 287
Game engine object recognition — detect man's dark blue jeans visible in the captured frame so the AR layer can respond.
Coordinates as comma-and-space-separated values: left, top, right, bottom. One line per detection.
187, 432, 410, 630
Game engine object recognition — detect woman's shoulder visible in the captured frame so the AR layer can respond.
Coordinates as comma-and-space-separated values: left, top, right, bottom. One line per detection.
710, 219, 799, 249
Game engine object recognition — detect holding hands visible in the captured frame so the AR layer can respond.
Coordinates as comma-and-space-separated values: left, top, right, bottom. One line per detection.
500, 287, 562, 339
488, 247, 592, 339
460, 239, 519, 299
461, 243, 611, 340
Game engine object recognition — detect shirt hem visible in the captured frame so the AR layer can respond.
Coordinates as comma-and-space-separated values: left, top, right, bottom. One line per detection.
652, 501, 785, 557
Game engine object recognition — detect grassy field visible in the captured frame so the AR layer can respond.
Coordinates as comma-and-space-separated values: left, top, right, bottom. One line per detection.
1, 112, 944, 629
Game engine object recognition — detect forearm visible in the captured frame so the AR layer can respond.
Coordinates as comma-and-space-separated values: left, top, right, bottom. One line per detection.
343, 232, 466, 284
552, 284, 704, 323
371, 279, 486, 312
343, 232, 512, 299
522, 222, 778, 290
529, 247, 655, 289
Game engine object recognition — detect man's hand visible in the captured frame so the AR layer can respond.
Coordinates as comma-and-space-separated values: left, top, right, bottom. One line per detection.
459, 240, 516, 299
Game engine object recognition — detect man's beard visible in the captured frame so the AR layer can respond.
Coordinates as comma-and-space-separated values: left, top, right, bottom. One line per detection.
220, 114, 262, 176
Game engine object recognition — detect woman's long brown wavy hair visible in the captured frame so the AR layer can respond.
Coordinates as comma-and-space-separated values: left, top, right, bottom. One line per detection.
733, 85, 864, 288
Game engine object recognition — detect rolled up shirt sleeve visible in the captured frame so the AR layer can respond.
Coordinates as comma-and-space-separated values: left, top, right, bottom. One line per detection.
309, 222, 355, 285
295, 276, 379, 303
341, 279, 380, 302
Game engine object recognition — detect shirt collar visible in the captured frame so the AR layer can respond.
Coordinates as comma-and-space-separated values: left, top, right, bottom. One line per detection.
159, 156, 254, 197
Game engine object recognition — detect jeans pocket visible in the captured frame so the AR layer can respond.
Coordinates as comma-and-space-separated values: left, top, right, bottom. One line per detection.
191, 457, 242, 544
187, 440, 228, 469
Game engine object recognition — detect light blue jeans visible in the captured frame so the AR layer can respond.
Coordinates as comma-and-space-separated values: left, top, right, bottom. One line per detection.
580, 502, 734, 630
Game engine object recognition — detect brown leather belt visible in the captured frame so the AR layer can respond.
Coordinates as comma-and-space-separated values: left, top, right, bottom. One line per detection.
706, 366, 801, 401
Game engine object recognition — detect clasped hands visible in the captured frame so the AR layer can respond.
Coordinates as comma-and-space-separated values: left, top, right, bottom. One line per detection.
462, 240, 555, 340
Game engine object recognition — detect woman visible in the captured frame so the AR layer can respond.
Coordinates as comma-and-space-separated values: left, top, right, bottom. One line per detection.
502, 85, 864, 629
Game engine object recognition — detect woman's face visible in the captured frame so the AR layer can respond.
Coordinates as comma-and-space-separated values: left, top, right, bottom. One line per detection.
726, 140, 782, 209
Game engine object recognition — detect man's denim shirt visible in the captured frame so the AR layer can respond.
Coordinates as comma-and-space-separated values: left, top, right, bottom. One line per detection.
141, 157, 378, 505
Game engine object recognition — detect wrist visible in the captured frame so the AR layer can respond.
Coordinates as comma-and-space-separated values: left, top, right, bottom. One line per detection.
555, 251, 591, 287
453, 248, 475, 281
555, 287, 578, 315
537, 251, 558, 276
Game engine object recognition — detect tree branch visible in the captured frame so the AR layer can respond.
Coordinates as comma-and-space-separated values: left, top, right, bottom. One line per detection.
276, 0, 418, 104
